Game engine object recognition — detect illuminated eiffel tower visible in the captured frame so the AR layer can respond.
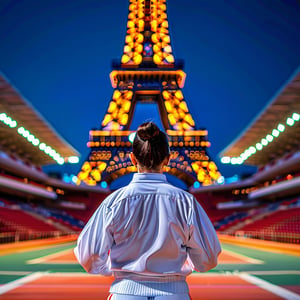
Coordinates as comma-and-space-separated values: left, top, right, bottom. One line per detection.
77, 0, 221, 189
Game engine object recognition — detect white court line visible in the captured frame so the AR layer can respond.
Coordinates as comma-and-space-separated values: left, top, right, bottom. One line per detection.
238, 272, 300, 300
0, 271, 31, 276
247, 270, 300, 275
222, 249, 264, 264
26, 248, 73, 264
0, 272, 47, 295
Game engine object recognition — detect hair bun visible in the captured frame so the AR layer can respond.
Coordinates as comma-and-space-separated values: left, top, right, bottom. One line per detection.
137, 122, 160, 141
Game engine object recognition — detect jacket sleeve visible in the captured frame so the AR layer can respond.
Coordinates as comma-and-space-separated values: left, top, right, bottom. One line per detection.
186, 197, 221, 272
74, 201, 114, 275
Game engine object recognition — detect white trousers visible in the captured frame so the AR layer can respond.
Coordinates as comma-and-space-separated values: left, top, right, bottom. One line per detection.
108, 295, 190, 300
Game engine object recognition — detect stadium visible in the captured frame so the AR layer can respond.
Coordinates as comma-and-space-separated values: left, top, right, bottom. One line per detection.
0, 1, 300, 299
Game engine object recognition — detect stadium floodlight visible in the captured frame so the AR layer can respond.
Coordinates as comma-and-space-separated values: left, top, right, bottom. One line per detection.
57, 157, 65, 165
39, 143, 46, 151
261, 138, 268, 146
32, 138, 40, 146
244, 149, 251, 157
217, 176, 225, 184
230, 157, 238, 164
44, 146, 51, 154
17, 127, 25, 135
72, 175, 78, 184
236, 157, 243, 164
1, 112, 66, 165
266, 134, 273, 142
277, 123, 285, 132
22, 130, 29, 138
0, 113, 6, 120
54, 153, 61, 160
256, 142, 263, 150
68, 156, 80, 164
292, 112, 300, 121
0, 113, 18, 128
10, 120, 17, 128
249, 146, 256, 154
220, 156, 230, 164
286, 117, 295, 126
272, 129, 279, 137
128, 132, 136, 143
240, 152, 248, 160
27, 134, 35, 142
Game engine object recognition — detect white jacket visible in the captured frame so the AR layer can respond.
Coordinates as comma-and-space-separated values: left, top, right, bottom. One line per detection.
74, 172, 221, 284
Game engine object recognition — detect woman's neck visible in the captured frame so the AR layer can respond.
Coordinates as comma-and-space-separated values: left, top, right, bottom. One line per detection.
137, 165, 163, 174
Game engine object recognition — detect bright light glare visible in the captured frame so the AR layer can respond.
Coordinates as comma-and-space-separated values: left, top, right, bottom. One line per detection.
128, 132, 136, 143
57, 157, 65, 165
220, 156, 230, 164
261, 138, 268, 146
286, 117, 295, 126
230, 157, 238, 164
39, 143, 46, 150
68, 156, 80, 164
249, 146, 256, 154
292, 112, 300, 121
2, 112, 66, 165
277, 123, 285, 132
232, 112, 298, 164
266, 134, 273, 142
272, 129, 279, 137
217, 176, 225, 184
256, 143, 263, 150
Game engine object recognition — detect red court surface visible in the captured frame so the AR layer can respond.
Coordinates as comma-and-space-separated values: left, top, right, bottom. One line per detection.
1, 271, 296, 300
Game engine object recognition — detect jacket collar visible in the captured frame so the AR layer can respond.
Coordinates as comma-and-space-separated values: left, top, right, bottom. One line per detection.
131, 173, 167, 183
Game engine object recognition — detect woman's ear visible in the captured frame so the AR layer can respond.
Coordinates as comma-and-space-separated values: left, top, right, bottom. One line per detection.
130, 152, 137, 166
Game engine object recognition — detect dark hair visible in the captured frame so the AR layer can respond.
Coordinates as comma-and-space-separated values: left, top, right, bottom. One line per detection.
132, 122, 170, 170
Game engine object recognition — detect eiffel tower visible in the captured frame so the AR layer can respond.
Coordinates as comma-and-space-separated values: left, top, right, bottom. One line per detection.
77, 0, 221, 189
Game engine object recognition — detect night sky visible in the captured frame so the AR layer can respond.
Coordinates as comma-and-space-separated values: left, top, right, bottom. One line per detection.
1, 0, 300, 180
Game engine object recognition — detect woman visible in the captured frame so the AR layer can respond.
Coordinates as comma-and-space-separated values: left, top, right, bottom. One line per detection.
74, 121, 221, 300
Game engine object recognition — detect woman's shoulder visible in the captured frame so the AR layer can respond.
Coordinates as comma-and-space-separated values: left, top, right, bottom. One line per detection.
163, 182, 195, 201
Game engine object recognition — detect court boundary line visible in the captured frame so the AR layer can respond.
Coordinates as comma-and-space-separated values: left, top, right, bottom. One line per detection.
0, 271, 47, 295
221, 248, 264, 264
0, 271, 31, 276
246, 270, 300, 275
238, 272, 300, 300
26, 248, 74, 264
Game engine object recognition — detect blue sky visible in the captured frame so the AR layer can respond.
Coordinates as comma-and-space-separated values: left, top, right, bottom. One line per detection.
0, 0, 300, 179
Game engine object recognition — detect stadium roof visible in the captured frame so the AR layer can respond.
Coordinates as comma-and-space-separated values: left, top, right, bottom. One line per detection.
219, 68, 300, 167
0, 73, 80, 166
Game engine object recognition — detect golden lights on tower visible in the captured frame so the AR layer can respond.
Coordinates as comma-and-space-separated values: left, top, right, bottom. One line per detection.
77, 0, 222, 188
151, 0, 174, 65
121, 0, 174, 66
101, 90, 133, 130
121, 0, 145, 65
162, 90, 195, 130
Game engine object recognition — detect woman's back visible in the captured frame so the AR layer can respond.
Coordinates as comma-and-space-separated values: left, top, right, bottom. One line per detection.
108, 173, 193, 277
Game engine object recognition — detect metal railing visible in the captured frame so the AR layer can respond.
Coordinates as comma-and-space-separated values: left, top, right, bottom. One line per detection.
0, 231, 77, 244
232, 230, 300, 244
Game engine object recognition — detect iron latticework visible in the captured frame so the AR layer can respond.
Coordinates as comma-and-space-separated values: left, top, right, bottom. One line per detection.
77, 0, 221, 188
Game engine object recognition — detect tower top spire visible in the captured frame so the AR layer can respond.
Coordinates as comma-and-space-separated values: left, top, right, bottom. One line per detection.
121, 0, 175, 67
